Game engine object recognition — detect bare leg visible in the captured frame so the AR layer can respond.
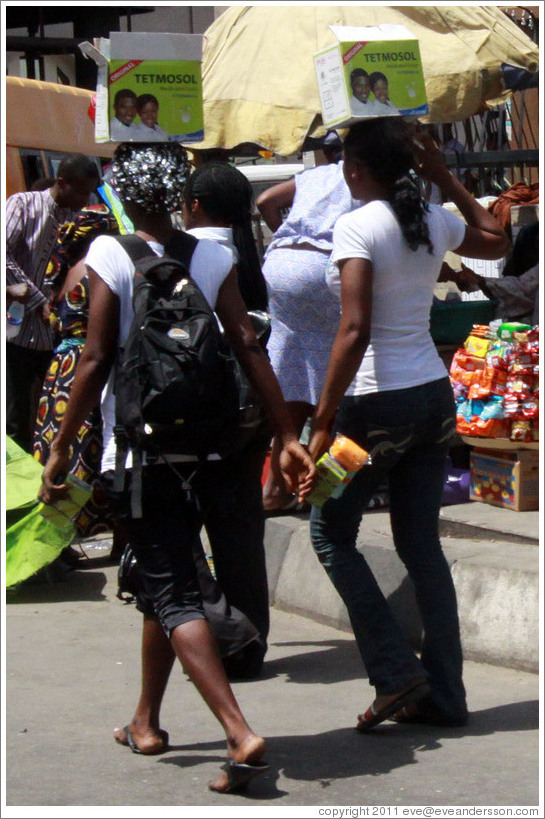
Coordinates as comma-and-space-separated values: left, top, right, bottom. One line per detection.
114, 613, 175, 754
170, 617, 266, 790
263, 400, 312, 512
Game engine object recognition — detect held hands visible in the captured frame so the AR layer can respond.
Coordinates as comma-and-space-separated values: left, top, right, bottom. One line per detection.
278, 438, 316, 502
308, 427, 332, 466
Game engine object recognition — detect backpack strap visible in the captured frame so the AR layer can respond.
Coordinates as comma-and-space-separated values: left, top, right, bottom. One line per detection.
113, 433, 129, 492
130, 447, 144, 518
164, 230, 198, 270
116, 230, 198, 271
114, 233, 156, 263
112, 234, 153, 507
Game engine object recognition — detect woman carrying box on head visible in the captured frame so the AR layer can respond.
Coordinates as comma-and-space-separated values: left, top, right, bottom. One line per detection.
308, 119, 509, 730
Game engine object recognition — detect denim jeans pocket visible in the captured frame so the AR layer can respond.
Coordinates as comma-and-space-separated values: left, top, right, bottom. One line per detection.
364, 422, 417, 472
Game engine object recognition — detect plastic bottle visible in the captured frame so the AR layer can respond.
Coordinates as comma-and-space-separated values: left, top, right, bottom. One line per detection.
308, 434, 370, 507
6, 301, 25, 340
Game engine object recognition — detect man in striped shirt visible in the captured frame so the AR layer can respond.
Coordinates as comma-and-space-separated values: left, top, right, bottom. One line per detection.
6, 154, 100, 451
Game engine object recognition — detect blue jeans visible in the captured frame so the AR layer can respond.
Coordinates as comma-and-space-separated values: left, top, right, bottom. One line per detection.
310, 377, 467, 719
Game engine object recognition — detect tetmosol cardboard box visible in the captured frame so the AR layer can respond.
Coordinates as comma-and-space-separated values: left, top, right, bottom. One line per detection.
469, 449, 539, 511
79, 32, 204, 143
314, 24, 428, 129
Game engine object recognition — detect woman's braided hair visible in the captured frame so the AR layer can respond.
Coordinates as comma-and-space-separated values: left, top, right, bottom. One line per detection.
343, 119, 434, 254
184, 162, 268, 310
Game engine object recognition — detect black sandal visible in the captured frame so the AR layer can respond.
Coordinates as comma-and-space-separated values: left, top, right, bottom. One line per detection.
116, 725, 169, 755
209, 759, 270, 793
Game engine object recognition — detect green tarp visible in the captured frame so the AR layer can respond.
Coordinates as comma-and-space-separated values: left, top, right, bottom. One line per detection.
5, 437, 76, 588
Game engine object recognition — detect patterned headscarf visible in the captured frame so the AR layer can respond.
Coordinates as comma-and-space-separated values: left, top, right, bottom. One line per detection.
111, 142, 191, 213
46, 204, 118, 292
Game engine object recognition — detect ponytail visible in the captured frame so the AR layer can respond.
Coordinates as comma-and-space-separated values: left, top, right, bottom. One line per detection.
184, 162, 268, 310
387, 175, 433, 254
343, 120, 434, 254
232, 219, 269, 311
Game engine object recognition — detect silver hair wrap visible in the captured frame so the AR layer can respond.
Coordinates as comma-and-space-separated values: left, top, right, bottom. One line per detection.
111, 143, 191, 212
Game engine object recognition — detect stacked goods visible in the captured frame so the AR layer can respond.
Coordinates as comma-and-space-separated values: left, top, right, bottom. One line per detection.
449, 323, 539, 443
308, 434, 370, 507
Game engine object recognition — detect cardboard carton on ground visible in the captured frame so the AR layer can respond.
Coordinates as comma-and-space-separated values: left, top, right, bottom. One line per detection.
469, 448, 539, 511
314, 24, 428, 129
79, 32, 204, 143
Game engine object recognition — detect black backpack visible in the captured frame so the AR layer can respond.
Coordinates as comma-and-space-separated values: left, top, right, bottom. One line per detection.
113, 233, 240, 515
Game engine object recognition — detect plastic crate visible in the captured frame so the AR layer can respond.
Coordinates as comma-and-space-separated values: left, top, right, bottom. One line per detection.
430, 300, 497, 345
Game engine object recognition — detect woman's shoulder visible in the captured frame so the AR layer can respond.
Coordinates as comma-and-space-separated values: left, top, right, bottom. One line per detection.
191, 237, 233, 276
86, 233, 123, 258
297, 161, 342, 188
85, 234, 131, 287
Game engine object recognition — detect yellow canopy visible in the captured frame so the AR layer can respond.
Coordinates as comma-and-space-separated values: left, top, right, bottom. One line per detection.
198, 5, 539, 155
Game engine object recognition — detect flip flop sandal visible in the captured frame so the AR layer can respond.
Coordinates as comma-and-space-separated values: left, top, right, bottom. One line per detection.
209, 759, 270, 793
356, 681, 431, 733
116, 725, 170, 755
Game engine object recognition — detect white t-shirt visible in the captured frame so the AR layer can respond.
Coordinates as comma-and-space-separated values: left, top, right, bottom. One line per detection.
328, 200, 466, 396
85, 233, 233, 471
186, 226, 239, 266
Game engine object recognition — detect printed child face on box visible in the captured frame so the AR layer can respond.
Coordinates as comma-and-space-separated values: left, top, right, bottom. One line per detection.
114, 91, 138, 126
138, 96, 160, 128
351, 70, 371, 103
370, 73, 390, 104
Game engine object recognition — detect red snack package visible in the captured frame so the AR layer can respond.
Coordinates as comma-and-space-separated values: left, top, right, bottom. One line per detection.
503, 393, 521, 418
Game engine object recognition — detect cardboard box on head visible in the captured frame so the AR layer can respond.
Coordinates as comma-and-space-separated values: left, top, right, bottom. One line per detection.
79, 32, 204, 144
315, 24, 428, 129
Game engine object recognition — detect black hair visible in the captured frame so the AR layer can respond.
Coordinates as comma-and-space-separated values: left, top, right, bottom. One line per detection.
369, 71, 388, 89
57, 154, 101, 184
137, 93, 159, 112
30, 177, 55, 191
502, 222, 539, 278
114, 88, 137, 104
343, 119, 433, 254
350, 68, 369, 82
184, 162, 268, 310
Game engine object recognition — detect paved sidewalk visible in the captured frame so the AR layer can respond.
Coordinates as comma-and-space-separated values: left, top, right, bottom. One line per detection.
4, 556, 541, 812
263, 501, 540, 673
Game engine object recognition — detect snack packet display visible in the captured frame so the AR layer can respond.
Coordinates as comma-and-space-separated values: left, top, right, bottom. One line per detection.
450, 323, 539, 443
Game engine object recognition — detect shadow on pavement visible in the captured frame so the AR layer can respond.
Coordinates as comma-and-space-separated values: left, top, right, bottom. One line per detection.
6, 565, 109, 604
165, 698, 538, 798
262, 639, 364, 685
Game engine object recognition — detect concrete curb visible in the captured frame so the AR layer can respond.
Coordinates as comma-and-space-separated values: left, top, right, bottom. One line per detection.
264, 507, 539, 673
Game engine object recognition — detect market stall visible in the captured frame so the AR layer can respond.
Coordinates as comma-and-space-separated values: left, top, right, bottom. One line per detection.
449, 321, 539, 511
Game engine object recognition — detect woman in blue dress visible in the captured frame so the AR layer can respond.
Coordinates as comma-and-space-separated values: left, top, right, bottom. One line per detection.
257, 140, 360, 512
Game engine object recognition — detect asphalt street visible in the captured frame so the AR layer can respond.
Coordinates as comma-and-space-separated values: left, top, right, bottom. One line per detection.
4, 548, 541, 816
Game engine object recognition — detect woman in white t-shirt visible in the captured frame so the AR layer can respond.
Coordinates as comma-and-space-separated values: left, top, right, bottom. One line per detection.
39, 142, 315, 794
182, 161, 272, 678
308, 119, 509, 731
